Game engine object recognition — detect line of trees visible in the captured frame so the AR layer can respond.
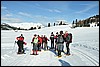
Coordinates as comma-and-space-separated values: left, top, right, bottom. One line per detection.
47, 21, 67, 27
72, 15, 99, 28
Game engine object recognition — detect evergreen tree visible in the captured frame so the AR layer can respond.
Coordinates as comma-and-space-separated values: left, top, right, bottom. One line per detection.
29, 27, 33, 30
72, 20, 74, 24
33, 27, 36, 29
48, 23, 50, 27
76, 19, 77, 23
38, 26, 41, 29
75, 19, 78, 27
54, 23, 55, 26
59, 21, 62, 25
18, 27, 21, 30
72, 20, 75, 28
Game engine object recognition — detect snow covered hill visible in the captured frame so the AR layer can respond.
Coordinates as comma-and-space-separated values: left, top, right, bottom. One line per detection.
1, 25, 99, 66
1, 22, 45, 30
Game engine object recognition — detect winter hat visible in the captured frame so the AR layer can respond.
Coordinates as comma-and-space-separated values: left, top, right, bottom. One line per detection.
51, 32, 53, 34
56, 32, 58, 34
21, 34, 23, 36
34, 34, 37, 36
60, 30, 63, 34
38, 35, 40, 37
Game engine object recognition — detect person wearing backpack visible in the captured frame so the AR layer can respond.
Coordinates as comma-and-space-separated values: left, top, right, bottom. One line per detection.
50, 32, 55, 49
56, 31, 64, 57
43, 35, 49, 51
31, 34, 38, 55
64, 31, 72, 55
16, 34, 26, 54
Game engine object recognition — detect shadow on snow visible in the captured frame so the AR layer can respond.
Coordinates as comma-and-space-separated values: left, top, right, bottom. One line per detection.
59, 59, 71, 66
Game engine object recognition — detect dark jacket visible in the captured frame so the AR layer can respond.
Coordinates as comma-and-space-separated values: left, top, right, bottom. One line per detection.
16, 36, 24, 45
50, 34, 54, 42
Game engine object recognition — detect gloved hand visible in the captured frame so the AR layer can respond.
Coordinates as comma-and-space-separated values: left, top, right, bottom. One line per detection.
31, 42, 33, 44
15, 41, 17, 43
24, 42, 27, 45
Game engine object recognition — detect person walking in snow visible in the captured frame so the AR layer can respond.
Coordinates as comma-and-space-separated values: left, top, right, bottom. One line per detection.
56, 31, 64, 57
54, 32, 58, 51
50, 32, 55, 49
64, 31, 72, 55
42, 35, 49, 50
37, 35, 42, 51
60, 31, 64, 52
31, 34, 38, 55
41, 35, 44, 49
16, 34, 26, 54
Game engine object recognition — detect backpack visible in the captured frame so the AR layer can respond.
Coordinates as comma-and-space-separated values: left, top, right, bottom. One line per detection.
65, 33, 72, 43
33, 38, 38, 44
57, 34, 64, 43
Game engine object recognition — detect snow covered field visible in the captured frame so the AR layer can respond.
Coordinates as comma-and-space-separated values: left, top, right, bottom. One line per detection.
1, 25, 99, 66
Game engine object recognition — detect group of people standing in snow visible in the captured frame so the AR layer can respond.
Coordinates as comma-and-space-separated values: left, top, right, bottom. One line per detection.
31, 34, 49, 55
50, 30, 72, 57
15, 34, 50, 55
15, 30, 72, 57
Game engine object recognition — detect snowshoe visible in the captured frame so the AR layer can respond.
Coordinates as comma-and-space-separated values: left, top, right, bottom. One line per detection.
30, 53, 35, 55
66, 53, 71, 56
30, 53, 38, 55
23, 53, 26, 54
58, 55, 62, 57
38, 50, 41, 52
17, 52, 23, 54
35, 54, 38, 55
55, 55, 62, 58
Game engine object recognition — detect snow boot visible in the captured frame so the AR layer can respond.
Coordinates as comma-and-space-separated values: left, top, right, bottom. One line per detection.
36, 50, 38, 55
58, 50, 61, 57
32, 50, 35, 55
47, 46, 48, 50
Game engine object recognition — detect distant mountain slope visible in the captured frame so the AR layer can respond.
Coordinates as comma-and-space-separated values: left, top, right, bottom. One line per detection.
1, 22, 45, 30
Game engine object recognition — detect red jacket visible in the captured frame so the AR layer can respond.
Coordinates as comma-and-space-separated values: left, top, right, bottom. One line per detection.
16, 36, 27, 45
38, 37, 42, 44
64, 33, 68, 38
54, 35, 58, 39
43, 37, 49, 43
16, 36, 24, 41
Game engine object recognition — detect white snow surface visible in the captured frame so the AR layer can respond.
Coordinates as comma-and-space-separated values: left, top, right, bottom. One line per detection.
1, 25, 99, 66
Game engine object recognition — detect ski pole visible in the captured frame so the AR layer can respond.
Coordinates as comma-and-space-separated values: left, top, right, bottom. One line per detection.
12, 41, 16, 53
14, 41, 17, 47
30, 42, 32, 54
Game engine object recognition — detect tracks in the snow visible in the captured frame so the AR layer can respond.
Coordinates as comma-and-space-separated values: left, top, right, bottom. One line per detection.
72, 48, 99, 66
1, 47, 99, 66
